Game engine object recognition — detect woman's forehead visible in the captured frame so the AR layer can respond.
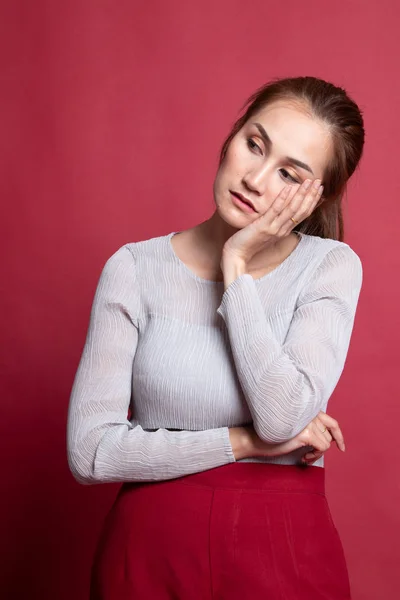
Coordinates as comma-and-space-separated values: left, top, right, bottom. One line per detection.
248, 101, 333, 172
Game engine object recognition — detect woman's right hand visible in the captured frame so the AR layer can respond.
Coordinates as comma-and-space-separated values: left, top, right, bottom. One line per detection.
229, 411, 345, 465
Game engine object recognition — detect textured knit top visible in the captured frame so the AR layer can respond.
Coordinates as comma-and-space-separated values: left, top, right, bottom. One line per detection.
67, 230, 363, 484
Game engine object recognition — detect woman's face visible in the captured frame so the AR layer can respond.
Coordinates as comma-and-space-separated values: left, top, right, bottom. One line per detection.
213, 100, 333, 227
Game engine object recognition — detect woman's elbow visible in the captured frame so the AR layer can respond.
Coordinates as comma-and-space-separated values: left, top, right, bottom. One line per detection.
252, 403, 327, 445
67, 449, 99, 485
252, 417, 294, 445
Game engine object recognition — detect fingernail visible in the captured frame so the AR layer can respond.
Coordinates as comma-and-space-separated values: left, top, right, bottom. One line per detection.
342, 444, 346, 452
303, 179, 312, 189
313, 179, 322, 189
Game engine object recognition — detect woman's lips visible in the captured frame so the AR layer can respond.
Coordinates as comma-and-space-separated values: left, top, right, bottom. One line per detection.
230, 191, 257, 213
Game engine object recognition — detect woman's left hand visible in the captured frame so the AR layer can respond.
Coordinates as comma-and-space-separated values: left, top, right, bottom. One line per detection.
221, 178, 324, 267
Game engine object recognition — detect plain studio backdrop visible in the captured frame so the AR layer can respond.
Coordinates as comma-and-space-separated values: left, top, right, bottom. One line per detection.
1, 1, 399, 599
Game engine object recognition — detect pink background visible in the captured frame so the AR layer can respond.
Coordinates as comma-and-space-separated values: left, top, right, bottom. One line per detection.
1, 1, 399, 598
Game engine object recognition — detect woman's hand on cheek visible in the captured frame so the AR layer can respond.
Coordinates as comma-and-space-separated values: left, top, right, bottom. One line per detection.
221, 177, 324, 268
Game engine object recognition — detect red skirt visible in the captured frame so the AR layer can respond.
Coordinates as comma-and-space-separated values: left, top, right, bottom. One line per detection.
90, 463, 351, 599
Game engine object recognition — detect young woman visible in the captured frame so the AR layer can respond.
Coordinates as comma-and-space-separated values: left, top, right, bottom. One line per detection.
67, 75, 364, 599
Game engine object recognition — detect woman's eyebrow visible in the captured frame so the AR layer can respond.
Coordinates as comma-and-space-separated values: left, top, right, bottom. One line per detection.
253, 122, 315, 175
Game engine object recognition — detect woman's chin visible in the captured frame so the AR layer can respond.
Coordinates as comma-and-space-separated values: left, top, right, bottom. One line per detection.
215, 203, 254, 230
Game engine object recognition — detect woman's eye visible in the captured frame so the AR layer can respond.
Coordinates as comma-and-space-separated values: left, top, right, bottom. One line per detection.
247, 138, 262, 153
280, 168, 299, 184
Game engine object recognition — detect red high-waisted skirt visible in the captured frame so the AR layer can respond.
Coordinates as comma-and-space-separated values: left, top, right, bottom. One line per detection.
90, 463, 351, 599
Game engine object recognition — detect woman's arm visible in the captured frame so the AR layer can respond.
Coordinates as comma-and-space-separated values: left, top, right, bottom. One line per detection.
67, 246, 235, 485
216, 244, 362, 444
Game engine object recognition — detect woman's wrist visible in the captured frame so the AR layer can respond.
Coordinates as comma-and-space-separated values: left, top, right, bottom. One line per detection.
229, 427, 253, 460
229, 426, 285, 460
221, 256, 247, 291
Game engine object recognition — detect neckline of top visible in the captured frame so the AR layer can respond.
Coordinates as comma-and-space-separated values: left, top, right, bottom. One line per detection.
166, 230, 308, 286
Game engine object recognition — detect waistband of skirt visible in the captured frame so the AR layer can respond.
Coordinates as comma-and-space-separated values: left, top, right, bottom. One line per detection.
123, 462, 326, 495
177, 463, 325, 494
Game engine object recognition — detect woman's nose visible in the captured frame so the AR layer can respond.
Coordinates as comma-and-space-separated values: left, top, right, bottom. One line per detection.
242, 165, 270, 196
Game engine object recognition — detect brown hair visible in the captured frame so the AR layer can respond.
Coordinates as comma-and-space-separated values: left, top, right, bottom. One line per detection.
219, 76, 365, 241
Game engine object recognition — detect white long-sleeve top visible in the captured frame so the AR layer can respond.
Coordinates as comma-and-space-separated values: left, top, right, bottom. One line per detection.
67, 230, 362, 484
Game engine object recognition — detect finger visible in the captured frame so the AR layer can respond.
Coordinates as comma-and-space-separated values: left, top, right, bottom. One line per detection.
297, 179, 324, 217
268, 183, 300, 218
296, 178, 323, 212
317, 411, 345, 452
304, 450, 324, 460
314, 416, 333, 443
285, 182, 303, 205
277, 178, 313, 221
308, 421, 331, 452
301, 449, 324, 465
280, 178, 323, 227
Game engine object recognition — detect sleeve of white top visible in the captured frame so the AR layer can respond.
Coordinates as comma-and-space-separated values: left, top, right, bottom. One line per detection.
67, 246, 235, 485
216, 244, 363, 444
